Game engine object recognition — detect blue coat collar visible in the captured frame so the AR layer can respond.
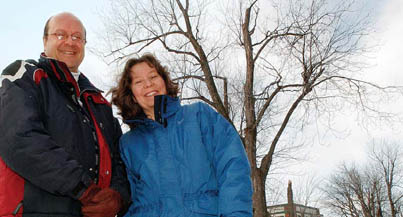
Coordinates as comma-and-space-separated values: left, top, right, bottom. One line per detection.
126, 95, 180, 127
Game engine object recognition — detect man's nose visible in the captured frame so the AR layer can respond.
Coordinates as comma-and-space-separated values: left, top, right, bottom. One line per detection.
64, 35, 76, 45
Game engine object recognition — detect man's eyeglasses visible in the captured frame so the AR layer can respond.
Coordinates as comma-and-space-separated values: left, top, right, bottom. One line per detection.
46, 32, 86, 44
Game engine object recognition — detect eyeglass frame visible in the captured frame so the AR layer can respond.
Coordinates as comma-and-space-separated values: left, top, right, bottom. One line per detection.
45, 32, 86, 44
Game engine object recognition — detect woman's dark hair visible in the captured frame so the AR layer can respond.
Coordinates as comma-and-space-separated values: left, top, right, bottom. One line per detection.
111, 53, 179, 129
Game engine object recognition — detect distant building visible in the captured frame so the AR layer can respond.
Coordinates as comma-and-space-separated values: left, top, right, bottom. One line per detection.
267, 181, 323, 217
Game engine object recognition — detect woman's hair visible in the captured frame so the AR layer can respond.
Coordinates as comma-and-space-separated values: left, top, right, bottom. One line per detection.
111, 53, 179, 128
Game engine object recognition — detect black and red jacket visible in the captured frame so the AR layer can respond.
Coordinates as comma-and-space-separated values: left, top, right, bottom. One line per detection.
0, 54, 130, 217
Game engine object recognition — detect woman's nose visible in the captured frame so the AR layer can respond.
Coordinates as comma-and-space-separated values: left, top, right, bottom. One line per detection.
144, 79, 152, 87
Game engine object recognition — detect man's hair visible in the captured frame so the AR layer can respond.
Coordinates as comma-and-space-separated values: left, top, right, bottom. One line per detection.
43, 13, 87, 38
43, 17, 52, 37
111, 53, 179, 129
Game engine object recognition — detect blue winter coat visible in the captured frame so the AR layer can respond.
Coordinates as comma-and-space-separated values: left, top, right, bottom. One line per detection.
120, 95, 252, 216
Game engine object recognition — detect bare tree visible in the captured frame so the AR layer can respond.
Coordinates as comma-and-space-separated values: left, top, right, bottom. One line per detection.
368, 140, 403, 217
293, 174, 323, 208
322, 141, 403, 217
96, 0, 400, 216
322, 163, 384, 217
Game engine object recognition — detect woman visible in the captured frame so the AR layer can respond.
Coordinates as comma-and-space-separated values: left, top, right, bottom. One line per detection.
111, 53, 252, 217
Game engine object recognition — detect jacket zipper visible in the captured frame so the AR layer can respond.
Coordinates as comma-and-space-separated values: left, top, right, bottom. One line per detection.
12, 201, 23, 215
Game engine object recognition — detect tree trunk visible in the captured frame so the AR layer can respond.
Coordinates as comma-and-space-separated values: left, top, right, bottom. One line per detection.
244, 126, 268, 217
252, 167, 268, 217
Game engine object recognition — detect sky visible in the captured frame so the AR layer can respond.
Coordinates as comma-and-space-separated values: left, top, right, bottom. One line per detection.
284, 0, 403, 196
1, 0, 403, 206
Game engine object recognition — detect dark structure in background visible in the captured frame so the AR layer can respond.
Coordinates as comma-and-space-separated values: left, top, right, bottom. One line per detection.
267, 181, 323, 217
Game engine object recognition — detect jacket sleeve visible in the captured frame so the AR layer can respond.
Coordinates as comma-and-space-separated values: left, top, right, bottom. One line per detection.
198, 103, 253, 217
109, 118, 131, 214
0, 61, 92, 199
118, 133, 139, 215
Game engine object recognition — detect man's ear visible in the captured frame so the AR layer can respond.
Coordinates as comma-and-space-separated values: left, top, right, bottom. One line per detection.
43, 37, 48, 53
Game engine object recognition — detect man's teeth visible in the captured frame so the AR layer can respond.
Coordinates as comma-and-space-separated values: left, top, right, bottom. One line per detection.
64, 51, 74, 55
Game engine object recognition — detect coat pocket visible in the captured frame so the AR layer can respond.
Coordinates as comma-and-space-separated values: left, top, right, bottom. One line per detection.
186, 190, 219, 216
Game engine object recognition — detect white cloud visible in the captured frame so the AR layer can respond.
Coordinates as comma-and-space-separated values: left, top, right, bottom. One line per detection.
368, 0, 403, 85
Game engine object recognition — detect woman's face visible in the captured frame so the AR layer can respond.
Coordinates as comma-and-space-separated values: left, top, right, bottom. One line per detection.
130, 62, 167, 118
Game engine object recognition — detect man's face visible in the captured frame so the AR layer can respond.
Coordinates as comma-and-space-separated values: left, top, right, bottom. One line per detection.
43, 14, 86, 72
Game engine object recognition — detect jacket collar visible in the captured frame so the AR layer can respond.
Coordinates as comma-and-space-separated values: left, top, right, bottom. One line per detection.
126, 95, 181, 127
78, 74, 103, 95
37, 53, 102, 96
38, 53, 76, 85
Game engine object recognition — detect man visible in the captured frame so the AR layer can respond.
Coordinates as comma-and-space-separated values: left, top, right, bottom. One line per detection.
0, 12, 130, 217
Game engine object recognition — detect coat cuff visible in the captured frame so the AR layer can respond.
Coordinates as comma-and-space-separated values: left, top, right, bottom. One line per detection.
70, 175, 93, 200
